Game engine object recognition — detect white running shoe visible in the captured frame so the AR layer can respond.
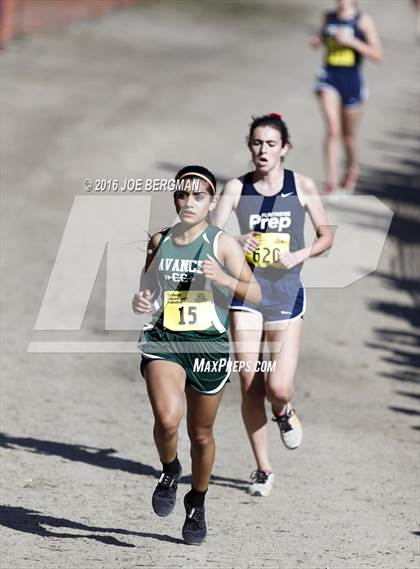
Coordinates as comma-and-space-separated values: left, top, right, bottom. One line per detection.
248, 470, 275, 497
273, 403, 303, 450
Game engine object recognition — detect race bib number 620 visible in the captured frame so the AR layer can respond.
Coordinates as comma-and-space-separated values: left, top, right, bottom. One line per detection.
246, 233, 290, 268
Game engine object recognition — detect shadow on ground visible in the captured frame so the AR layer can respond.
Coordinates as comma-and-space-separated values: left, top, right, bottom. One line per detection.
0, 505, 184, 546
0, 433, 159, 477
358, 112, 420, 432
0, 432, 249, 493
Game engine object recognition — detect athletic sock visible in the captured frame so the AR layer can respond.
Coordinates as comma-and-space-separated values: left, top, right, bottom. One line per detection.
185, 487, 207, 508
161, 455, 181, 476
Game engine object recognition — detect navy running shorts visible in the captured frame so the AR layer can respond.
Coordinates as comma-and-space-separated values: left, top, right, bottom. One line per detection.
315, 65, 368, 108
230, 271, 305, 323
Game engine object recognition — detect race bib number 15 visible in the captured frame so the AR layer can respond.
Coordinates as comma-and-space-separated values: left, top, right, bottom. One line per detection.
163, 290, 213, 331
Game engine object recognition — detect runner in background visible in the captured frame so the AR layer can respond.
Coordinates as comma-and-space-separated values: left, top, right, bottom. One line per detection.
311, 0, 383, 193
211, 114, 333, 496
132, 166, 261, 543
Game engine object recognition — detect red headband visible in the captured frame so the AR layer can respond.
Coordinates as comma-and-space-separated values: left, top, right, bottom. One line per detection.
269, 112, 283, 119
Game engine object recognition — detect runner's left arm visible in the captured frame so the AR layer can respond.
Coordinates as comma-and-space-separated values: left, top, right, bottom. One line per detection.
335, 13, 383, 62
279, 175, 334, 270
202, 233, 262, 305
300, 175, 333, 258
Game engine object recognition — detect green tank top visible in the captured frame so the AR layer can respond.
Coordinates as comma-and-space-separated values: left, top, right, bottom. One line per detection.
150, 224, 230, 336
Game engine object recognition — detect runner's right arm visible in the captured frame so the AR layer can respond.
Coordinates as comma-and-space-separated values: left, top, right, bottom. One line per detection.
132, 232, 162, 314
211, 178, 259, 252
310, 13, 326, 48
210, 178, 240, 227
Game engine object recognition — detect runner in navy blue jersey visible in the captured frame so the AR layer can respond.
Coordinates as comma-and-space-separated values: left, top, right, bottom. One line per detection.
311, 0, 382, 193
212, 114, 333, 496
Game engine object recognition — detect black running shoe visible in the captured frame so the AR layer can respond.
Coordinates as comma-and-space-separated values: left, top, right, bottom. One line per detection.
152, 469, 182, 517
182, 495, 207, 546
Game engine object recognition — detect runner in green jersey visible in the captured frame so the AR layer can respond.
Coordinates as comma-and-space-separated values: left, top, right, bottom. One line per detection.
132, 165, 261, 545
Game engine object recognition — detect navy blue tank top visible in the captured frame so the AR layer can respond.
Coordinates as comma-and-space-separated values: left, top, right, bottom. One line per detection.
235, 169, 305, 281
323, 11, 365, 68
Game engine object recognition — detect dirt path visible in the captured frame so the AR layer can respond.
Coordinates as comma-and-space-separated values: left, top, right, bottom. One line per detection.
1, 2, 419, 568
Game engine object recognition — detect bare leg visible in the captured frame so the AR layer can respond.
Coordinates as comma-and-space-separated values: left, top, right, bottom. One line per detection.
318, 89, 343, 192
342, 105, 364, 190
144, 360, 186, 463
230, 311, 270, 472
265, 318, 303, 414
185, 386, 224, 491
